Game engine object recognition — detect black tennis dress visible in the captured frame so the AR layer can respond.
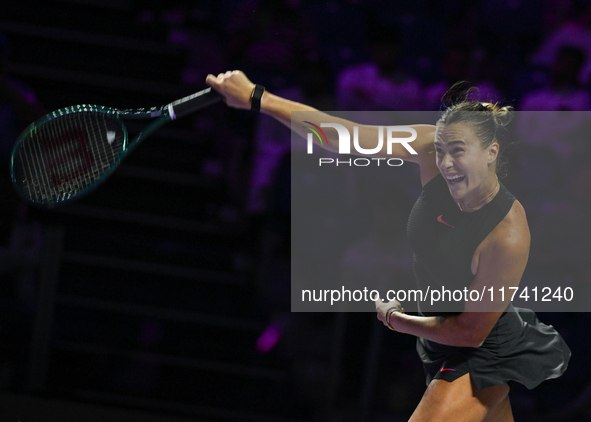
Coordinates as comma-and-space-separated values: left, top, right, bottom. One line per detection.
407, 174, 571, 390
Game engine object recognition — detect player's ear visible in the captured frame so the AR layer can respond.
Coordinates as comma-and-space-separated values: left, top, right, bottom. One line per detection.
488, 142, 499, 164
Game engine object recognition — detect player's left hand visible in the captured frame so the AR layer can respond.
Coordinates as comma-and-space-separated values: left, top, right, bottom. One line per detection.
375, 297, 404, 331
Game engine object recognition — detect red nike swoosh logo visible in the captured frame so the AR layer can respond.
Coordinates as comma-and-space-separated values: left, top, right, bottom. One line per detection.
440, 367, 456, 372
437, 215, 454, 228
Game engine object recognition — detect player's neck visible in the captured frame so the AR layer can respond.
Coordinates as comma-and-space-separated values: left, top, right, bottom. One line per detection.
455, 177, 499, 212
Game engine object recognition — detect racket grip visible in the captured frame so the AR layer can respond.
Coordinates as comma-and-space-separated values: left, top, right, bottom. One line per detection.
168, 87, 223, 120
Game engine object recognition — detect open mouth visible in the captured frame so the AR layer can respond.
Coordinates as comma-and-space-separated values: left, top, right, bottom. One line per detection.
445, 174, 465, 184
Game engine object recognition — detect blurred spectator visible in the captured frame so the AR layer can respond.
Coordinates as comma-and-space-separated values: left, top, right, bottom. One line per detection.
437, 0, 481, 44
521, 45, 590, 112
307, 0, 370, 81
423, 45, 502, 111
476, 0, 545, 96
158, 1, 228, 87
531, 1, 591, 86
227, 0, 318, 91
478, 0, 544, 59
137, 1, 228, 88
336, 23, 422, 111
367, 0, 446, 82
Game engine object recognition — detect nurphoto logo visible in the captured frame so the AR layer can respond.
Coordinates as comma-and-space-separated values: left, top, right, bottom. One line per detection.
302, 122, 418, 167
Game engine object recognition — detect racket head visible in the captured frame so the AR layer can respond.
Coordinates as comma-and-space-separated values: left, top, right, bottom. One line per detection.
10, 104, 128, 208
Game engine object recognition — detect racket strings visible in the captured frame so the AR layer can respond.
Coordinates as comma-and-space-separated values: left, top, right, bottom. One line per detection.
13, 111, 124, 205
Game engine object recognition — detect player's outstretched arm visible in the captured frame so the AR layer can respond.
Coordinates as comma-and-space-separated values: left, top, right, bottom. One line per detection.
206, 70, 439, 182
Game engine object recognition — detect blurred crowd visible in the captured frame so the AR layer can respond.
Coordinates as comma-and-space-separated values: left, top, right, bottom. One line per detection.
135, 0, 591, 213
1, 0, 591, 420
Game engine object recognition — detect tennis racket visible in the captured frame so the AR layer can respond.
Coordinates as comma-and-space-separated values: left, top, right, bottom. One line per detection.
10, 87, 222, 208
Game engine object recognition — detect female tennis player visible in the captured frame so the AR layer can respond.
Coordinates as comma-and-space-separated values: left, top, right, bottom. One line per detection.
205, 70, 570, 422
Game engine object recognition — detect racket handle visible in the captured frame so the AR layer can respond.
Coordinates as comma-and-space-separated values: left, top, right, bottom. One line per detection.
168, 87, 223, 120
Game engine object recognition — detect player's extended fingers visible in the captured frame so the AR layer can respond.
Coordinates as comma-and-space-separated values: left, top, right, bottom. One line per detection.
205, 74, 220, 87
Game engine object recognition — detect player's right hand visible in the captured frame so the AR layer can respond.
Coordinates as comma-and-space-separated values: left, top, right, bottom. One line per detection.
205, 70, 255, 110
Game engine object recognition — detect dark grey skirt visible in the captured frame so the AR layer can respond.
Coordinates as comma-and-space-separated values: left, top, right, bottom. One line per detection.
417, 303, 571, 390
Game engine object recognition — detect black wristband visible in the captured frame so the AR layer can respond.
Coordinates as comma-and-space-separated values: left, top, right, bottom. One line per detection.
250, 84, 265, 112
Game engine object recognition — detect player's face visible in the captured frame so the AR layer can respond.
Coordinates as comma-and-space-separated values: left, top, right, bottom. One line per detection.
434, 122, 499, 204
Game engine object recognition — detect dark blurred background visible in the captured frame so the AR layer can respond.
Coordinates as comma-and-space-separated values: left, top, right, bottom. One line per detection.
1, 0, 591, 421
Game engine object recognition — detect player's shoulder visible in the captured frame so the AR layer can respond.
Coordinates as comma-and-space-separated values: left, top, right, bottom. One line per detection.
489, 199, 531, 254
